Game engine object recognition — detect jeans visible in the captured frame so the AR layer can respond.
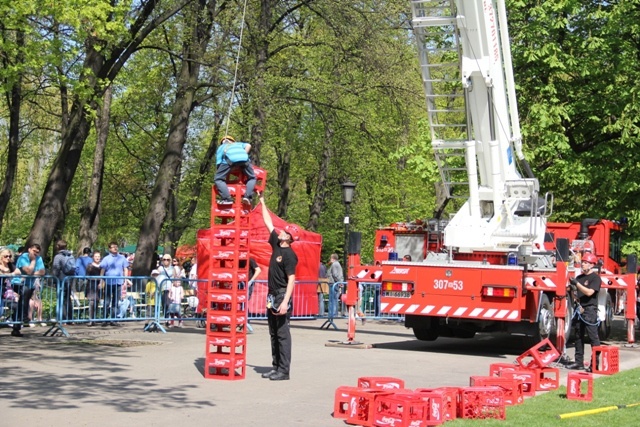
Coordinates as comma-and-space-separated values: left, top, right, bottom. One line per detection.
214, 161, 256, 200
328, 283, 342, 318
104, 285, 122, 319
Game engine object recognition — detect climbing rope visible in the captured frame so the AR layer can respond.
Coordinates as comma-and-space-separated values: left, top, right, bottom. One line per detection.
223, 0, 249, 137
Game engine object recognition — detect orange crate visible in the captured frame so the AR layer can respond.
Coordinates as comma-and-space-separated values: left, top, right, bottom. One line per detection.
567, 372, 593, 401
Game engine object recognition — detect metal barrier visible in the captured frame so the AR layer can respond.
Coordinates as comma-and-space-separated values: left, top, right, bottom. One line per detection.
1, 275, 58, 330
1, 274, 403, 337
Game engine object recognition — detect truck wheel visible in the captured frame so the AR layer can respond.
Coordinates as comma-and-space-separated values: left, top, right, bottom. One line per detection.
413, 327, 438, 341
598, 292, 613, 340
537, 294, 554, 340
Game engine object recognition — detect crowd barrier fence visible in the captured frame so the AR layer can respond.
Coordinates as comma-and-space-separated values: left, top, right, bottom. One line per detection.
1, 274, 403, 336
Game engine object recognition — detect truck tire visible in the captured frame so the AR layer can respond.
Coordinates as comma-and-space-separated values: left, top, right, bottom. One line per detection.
537, 294, 554, 341
412, 327, 438, 341
598, 292, 613, 341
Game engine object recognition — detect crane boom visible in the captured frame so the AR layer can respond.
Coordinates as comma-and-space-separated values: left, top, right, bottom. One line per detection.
412, 0, 547, 254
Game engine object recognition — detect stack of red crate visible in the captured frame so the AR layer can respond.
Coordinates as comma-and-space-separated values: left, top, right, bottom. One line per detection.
204, 167, 267, 380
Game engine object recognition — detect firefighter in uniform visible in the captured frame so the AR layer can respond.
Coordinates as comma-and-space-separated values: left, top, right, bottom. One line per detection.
567, 252, 601, 371
259, 192, 299, 381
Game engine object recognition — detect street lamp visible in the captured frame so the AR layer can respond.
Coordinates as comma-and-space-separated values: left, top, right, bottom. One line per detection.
341, 180, 356, 271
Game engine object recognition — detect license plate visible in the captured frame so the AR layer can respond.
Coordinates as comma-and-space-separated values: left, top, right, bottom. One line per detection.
382, 291, 412, 298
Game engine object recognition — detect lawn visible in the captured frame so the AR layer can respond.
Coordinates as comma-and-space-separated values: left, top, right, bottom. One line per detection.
447, 367, 640, 427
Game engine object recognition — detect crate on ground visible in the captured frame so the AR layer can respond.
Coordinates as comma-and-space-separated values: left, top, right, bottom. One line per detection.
469, 376, 523, 406
204, 354, 245, 380
489, 362, 519, 377
374, 392, 444, 427
458, 386, 506, 420
415, 387, 459, 421
534, 367, 559, 391
592, 345, 619, 375
357, 376, 405, 391
516, 338, 560, 369
566, 372, 593, 401
333, 386, 392, 426
498, 369, 538, 397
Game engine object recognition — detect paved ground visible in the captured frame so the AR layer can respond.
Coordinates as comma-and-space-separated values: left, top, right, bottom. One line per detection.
1, 317, 639, 426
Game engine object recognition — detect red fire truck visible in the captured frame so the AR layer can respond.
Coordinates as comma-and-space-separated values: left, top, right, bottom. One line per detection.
344, 0, 637, 351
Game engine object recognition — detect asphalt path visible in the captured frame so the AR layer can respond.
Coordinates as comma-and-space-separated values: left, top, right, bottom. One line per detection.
1, 317, 638, 426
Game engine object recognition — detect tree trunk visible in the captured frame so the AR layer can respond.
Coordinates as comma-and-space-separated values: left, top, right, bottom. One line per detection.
0, 28, 24, 236
306, 121, 333, 231
133, 0, 218, 276
77, 84, 112, 253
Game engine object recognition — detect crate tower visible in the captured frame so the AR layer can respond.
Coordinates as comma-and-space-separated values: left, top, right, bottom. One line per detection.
204, 167, 267, 379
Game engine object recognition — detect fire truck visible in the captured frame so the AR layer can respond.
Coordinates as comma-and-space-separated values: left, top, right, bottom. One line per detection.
345, 0, 637, 351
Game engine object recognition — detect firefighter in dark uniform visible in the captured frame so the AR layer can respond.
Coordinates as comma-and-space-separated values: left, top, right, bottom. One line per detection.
259, 192, 299, 381
567, 252, 601, 371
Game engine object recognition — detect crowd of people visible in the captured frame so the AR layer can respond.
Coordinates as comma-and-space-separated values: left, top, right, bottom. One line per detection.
0, 241, 197, 336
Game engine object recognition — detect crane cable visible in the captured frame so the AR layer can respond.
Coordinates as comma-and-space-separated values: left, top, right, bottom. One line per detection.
223, 0, 249, 137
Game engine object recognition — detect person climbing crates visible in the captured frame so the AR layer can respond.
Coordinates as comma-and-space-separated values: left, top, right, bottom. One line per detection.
214, 135, 256, 205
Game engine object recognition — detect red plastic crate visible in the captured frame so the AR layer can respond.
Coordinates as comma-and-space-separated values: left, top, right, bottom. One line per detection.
489, 362, 519, 377
470, 376, 523, 405
204, 354, 245, 380
374, 392, 441, 427
206, 334, 246, 356
516, 338, 560, 369
499, 369, 538, 397
413, 390, 447, 426
415, 387, 459, 421
592, 345, 619, 375
333, 386, 392, 426
566, 372, 593, 401
534, 367, 559, 391
458, 387, 505, 420
357, 376, 405, 391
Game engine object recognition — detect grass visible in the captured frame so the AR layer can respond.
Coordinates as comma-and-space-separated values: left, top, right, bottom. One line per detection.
446, 367, 640, 427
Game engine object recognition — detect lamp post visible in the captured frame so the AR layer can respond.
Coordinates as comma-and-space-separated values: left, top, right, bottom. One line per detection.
341, 180, 356, 271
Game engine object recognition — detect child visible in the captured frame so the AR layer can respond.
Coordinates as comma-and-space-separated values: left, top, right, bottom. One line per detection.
167, 280, 184, 327
28, 283, 45, 327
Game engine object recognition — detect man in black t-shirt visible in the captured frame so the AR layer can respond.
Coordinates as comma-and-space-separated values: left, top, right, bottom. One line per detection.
259, 192, 299, 381
566, 252, 601, 371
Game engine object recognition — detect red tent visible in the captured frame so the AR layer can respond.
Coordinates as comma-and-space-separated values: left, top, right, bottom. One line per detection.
196, 203, 322, 315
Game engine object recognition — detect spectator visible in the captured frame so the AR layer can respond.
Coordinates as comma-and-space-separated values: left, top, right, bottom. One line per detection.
402, 254, 412, 261
327, 253, 344, 318
116, 280, 136, 319
15, 244, 45, 337
167, 280, 184, 328
188, 256, 198, 281
172, 258, 186, 279
52, 240, 75, 323
214, 135, 256, 205
85, 251, 102, 326
146, 269, 159, 323
75, 247, 93, 294
99, 242, 129, 327
157, 255, 175, 320
259, 192, 299, 381
0, 247, 22, 336
28, 281, 45, 327
318, 261, 329, 316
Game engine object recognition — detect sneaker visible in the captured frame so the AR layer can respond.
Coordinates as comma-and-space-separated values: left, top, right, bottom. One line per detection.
131, 313, 136, 319
40, 323, 47, 327
218, 198, 233, 205
242, 197, 251, 205
178, 321, 183, 328
29, 323, 36, 328
11, 329, 23, 337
